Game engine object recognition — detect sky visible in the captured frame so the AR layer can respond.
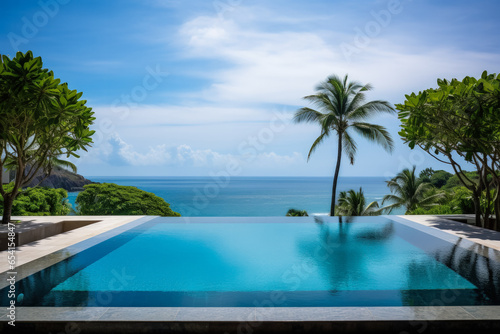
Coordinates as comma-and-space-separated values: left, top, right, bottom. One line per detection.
1, 0, 500, 177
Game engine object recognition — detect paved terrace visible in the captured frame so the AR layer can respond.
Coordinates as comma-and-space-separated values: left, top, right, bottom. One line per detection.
398, 214, 500, 251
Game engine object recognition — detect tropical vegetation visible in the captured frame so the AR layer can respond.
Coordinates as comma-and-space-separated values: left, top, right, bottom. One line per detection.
0, 184, 70, 216
397, 71, 500, 229
382, 166, 445, 214
286, 209, 309, 216
336, 187, 382, 216
76, 183, 180, 216
406, 169, 478, 216
0, 51, 95, 224
293, 74, 395, 216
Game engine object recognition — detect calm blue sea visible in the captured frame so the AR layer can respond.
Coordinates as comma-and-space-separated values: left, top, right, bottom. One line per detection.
67, 176, 405, 216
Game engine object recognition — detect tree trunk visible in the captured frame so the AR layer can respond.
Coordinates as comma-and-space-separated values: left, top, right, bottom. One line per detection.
494, 191, 500, 231
2, 195, 14, 225
330, 133, 343, 216
472, 191, 482, 227
484, 188, 493, 230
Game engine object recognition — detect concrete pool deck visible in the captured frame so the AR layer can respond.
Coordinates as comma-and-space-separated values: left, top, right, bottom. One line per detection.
397, 214, 500, 252
1, 215, 500, 333
0, 215, 146, 274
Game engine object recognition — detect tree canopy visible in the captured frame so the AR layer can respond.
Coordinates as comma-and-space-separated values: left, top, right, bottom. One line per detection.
0, 51, 95, 223
396, 71, 500, 230
429, 170, 453, 188
76, 183, 181, 216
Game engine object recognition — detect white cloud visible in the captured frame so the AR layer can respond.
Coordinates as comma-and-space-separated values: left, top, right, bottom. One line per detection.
109, 135, 172, 166
178, 15, 340, 105
76, 2, 500, 177
85, 133, 305, 172
177, 10, 500, 106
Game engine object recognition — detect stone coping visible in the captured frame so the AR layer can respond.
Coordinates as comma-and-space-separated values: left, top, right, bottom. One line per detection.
2, 306, 500, 333
3, 305, 500, 321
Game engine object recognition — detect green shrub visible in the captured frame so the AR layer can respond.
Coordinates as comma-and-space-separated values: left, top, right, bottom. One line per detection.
286, 208, 309, 216
76, 183, 180, 216
409, 205, 458, 215
0, 185, 70, 216
408, 186, 474, 215
450, 187, 474, 214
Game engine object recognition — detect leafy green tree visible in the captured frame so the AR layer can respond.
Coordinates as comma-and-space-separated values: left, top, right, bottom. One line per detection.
336, 187, 382, 216
293, 74, 395, 216
0, 51, 95, 224
0, 184, 70, 216
419, 167, 435, 183
443, 171, 479, 190
396, 71, 500, 229
430, 170, 453, 188
286, 208, 309, 216
76, 183, 180, 216
382, 166, 445, 214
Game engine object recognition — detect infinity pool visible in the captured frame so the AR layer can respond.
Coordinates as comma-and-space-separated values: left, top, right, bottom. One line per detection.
2, 216, 500, 307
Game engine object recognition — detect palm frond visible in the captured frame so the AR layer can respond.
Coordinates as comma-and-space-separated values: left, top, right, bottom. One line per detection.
418, 191, 447, 207
351, 122, 394, 152
342, 131, 357, 165
385, 179, 404, 196
303, 93, 339, 117
382, 194, 403, 205
348, 100, 395, 120
347, 91, 367, 114
384, 165, 444, 213
307, 130, 329, 161
413, 181, 433, 199
337, 187, 382, 216
293, 107, 325, 124
51, 157, 78, 173
378, 202, 401, 214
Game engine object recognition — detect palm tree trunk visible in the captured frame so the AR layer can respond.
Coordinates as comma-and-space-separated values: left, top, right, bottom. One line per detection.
330, 133, 343, 216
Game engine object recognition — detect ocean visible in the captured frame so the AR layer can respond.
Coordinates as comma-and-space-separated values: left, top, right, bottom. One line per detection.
66, 176, 405, 216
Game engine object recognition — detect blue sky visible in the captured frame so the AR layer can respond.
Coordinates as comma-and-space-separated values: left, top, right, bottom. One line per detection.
1, 0, 500, 177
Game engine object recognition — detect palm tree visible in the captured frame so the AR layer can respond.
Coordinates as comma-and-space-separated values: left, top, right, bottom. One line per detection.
382, 166, 445, 214
337, 187, 382, 216
294, 74, 395, 216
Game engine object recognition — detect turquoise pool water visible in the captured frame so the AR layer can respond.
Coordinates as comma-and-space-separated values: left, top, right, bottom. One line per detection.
54, 222, 472, 292
3, 216, 500, 307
